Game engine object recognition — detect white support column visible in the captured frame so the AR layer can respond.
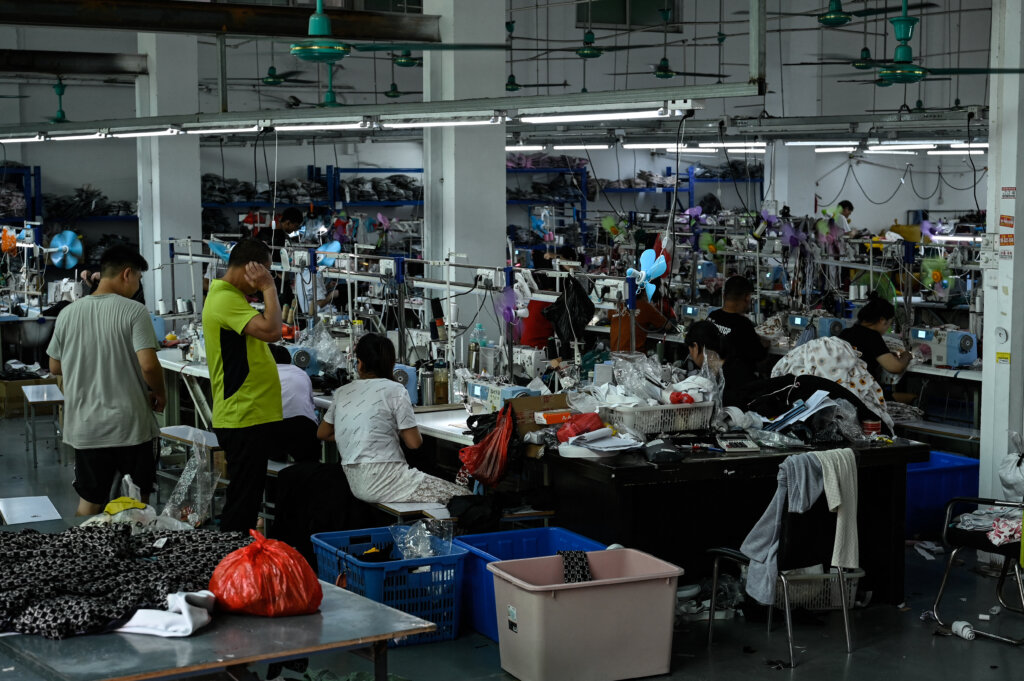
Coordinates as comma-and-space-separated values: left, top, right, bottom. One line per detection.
768, 144, 815, 216
979, 0, 1024, 497
136, 33, 201, 313
421, 0, 506, 335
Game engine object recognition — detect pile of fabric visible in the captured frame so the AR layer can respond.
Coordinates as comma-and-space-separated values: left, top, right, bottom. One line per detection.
506, 152, 588, 170
0, 524, 250, 639
200, 174, 329, 205
507, 174, 584, 203
337, 174, 421, 202
42, 186, 136, 226
691, 160, 764, 179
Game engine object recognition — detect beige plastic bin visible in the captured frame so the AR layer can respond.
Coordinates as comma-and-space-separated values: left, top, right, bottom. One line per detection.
486, 548, 684, 681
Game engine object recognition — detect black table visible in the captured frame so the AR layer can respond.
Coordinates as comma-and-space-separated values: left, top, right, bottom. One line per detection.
548, 439, 930, 605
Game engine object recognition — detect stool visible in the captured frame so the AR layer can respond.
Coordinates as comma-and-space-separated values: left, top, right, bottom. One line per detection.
22, 384, 64, 468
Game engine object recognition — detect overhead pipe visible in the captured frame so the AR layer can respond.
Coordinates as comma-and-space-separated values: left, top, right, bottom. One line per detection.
0, 49, 147, 76
0, 0, 441, 42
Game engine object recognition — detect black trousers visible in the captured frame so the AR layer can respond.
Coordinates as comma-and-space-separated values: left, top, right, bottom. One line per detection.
214, 422, 275, 533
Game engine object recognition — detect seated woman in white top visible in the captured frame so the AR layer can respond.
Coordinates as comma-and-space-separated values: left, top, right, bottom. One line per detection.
317, 333, 469, 504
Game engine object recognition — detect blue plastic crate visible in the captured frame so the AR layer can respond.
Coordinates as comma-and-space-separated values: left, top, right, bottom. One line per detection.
453, 527, 607, 641
312, 527, 467, 646
906, 451, 979, 539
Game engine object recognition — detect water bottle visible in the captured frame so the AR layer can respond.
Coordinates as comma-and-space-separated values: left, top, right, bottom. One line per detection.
468, 323, 489, 348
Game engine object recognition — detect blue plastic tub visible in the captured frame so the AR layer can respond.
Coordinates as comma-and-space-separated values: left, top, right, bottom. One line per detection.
453, 527, 607, 641
312, 527, 467, 646
906, 451, 979, 538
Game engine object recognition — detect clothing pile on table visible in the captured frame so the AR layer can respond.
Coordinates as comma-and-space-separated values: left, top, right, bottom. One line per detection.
0, 524, 250, 639
506, 152, 588, 170
691, 160, 764, 179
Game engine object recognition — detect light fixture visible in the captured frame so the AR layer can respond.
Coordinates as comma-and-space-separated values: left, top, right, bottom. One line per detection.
927, 150, 985, 155
50, 132, 104, 141
784, 140, 859, 146
950, 142, 989, 149
386, 119, 497, 129
521, 110, 666, 124
863, 150, 918, 155
552, 144, 611, 150
867, 144, 935, 151
108, 127, 184, 138
191, 125, 262, 135
0, 135, 45, 144
622, 143, 718, 154
274, 123, 362, 132
814, 147, 856, 153
698, 141, 766, 148
929, 234, 982, 243
877, 139, 962, 146
505, 145, 545, 151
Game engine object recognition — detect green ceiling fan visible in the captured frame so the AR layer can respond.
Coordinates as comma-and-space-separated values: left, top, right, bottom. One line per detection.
49, 77, 69, 123
502, 21, 570, 92
606, 6, 726, 80
736, 1, 938, 28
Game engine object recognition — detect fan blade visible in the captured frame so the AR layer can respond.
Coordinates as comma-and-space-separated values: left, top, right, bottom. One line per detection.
274, 70, 306, 79
68, 239, 84, 259
208, 241, 231, 263
926, 67, 1024, 75
514, 81, 571, 88
352, 43, 508, 52
850, 2, 938, 17
646, 255, 668, 282
638, 249, 656, 272
607, 70, 727, 78
0, 95, 28, 99
734, 10, 817, 16
319, 240, 342, 267
644, 282, 656, 300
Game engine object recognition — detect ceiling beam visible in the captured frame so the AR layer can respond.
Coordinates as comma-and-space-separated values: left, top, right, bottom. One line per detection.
0, 50, 147, 76
0, 0, 442, 42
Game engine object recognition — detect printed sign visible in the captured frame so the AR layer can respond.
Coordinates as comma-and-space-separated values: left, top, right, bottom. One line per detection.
1001, 234, 1015, 246
1000, 249, 1014, 260
1003, 186, 1017, 199
1000, 215, 1015, 229
997, 352, 1011, 365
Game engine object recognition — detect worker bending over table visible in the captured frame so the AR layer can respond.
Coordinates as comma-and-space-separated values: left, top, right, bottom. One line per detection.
838, 293, 910, 383
708, 276, 769, 407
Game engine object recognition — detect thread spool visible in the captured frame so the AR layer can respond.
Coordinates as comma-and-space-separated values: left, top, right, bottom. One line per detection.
157, 299, 168, 315
951, 620, 975, 640
175, 298, 188, 314
861, 420, 881, 436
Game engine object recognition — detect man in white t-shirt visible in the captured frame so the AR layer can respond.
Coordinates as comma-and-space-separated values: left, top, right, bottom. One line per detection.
835, 200, 854, 233
268, 344, 320, 463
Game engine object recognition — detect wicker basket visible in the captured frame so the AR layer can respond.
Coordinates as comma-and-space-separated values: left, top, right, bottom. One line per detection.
598, 401, 714, 435
773, 568, 864, 610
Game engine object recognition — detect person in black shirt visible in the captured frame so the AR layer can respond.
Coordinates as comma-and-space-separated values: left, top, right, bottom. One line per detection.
837, 294, 910, 381
707, 276, 769, 407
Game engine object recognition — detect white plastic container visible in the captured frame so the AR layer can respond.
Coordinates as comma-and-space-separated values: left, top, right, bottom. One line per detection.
486, 549, 683, 681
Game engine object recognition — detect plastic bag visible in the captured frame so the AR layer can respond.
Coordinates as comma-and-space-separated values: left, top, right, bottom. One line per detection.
556, 412, 604, 443
389, 520, 454, 559
745, 428, 805, 449
833, 398, 870, 445
457, 404, 516, 487
307, 321, 346, 373
209, 529, 323, 617
160, 428, 219, 527
542, 274, 595, 346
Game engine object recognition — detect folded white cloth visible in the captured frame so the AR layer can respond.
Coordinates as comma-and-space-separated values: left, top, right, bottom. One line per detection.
116, 591, 216, 637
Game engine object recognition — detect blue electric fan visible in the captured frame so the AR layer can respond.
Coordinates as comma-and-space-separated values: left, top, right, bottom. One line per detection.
48, 230, 83, 269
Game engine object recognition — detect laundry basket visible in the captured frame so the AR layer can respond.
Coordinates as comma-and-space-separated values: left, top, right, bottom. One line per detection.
774, 568, 864, 610
599, 401, 714, 435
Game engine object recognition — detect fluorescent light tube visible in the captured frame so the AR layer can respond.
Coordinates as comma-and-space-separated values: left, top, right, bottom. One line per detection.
191, 125, 261, 135
929, 235, 982, 242
710, 147, 766, 154
814, 147, 856, 153
622, 143, 680, 149
878, 139, 962, 146
0, 135, 44, 144
505, 145, 546, 151
950, 142, 989, 149
864, 150, 918, 155
521, 110, 664, 124
785, 140, 859, 146
274, 123, 361, 132
867, 144, 935, 151
108, 128, 184, 138
928, 150, 985, 155
698, 141, 766, 148
387, 119, 495, 129
50, 133, 104, 141
552, 144, 611, 150
622, 144, 718, 153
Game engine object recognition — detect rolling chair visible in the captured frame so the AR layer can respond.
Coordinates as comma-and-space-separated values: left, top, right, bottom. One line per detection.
931, 496, 1024, 645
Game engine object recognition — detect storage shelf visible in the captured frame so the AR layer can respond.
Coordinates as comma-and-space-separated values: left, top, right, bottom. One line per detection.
201, 201, 330, 209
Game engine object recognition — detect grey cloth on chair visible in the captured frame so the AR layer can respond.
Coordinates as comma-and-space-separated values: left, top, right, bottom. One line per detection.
813, 448, 859, 570
740, 452, 824, 605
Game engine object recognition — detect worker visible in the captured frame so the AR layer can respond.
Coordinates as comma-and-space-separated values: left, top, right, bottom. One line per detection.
268, 344, 320, 464
838, 293, 910, 382
203, 238, 283, 533
835, 200, 854, 233
46, 245, 165, 516
294, 270, 345, 317
317, 333, 469, 504
684, 319, 724, 371
708, 276, 769, 406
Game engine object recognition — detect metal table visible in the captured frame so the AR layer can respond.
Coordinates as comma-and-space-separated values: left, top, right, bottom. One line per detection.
0, 582, 434, 681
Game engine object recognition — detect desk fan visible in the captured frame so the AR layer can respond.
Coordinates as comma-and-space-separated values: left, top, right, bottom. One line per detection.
47, 231, 83, 269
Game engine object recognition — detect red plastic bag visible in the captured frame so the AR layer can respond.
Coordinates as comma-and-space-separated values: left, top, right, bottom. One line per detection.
556, 412, 604, 443
457, 404, 516, 487
209, 529, 323, 617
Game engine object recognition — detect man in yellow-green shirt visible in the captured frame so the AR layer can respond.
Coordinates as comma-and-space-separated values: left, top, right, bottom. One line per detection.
203, 238, 283, 532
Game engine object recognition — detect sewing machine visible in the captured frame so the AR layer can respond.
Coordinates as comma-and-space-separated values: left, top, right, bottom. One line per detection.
512, 346, 549, 379
816, 316, 850, 339
787, 313, 811, 337
678, 303, 718, 324
465, 380, 539, 414
287, 345, 320, 376
392, 363, 419, 404
909, 327, 979, 367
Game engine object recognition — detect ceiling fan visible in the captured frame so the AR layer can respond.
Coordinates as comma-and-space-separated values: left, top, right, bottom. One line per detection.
502, 22, 571, 92
735, 1, 938, 28
606, 7, 727, 80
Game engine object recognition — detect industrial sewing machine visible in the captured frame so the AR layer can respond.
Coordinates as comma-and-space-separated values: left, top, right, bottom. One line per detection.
512, 346, 549, 380
908, 327, 979, 367
465, 380, 540, 414
787, 313, 811, 337
392, 363, 419, 404
287, 345, 319, 376
816, 316, 851, 339
678, 303, 718, 324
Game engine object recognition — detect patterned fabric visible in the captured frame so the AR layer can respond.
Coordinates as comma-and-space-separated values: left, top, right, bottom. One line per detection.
558, 550, 593, 583
988, 517, 1022, 547
342, 462, 468, 504
0, 525, 249, 639
770, 336, 893, 430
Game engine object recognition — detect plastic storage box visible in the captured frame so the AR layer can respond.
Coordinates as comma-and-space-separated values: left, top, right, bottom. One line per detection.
454, 527, 607, 641
598, 401, 713, 435
312, 527, 467, 645
906, 451, 980, 538
487, 549, 683, 681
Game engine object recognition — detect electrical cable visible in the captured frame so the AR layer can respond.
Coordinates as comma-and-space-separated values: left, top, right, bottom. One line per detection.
908, 165, 940, 200
965, 112, 981, 214
717, 126, 754, 218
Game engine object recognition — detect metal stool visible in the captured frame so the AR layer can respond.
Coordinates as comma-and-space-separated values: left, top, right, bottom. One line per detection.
22, 384, 64, 468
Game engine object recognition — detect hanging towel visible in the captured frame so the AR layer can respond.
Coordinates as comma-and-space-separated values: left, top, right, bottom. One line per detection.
813, 448, 860, 570
558, 550, 593, 583
741, 452, 824, 605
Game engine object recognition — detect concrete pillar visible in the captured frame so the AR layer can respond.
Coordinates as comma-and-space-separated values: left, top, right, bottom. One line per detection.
768, 144, 815, 216
421, 0, 506, 336
979, 0, 1024, 497
135, 33, 201, 313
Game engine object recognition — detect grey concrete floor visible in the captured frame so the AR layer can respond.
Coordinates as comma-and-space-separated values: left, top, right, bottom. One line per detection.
1, 416, 1020, 681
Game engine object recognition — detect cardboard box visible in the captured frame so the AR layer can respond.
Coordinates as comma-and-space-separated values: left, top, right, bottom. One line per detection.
0, 377, 59, 418
508, 394, 569, 459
